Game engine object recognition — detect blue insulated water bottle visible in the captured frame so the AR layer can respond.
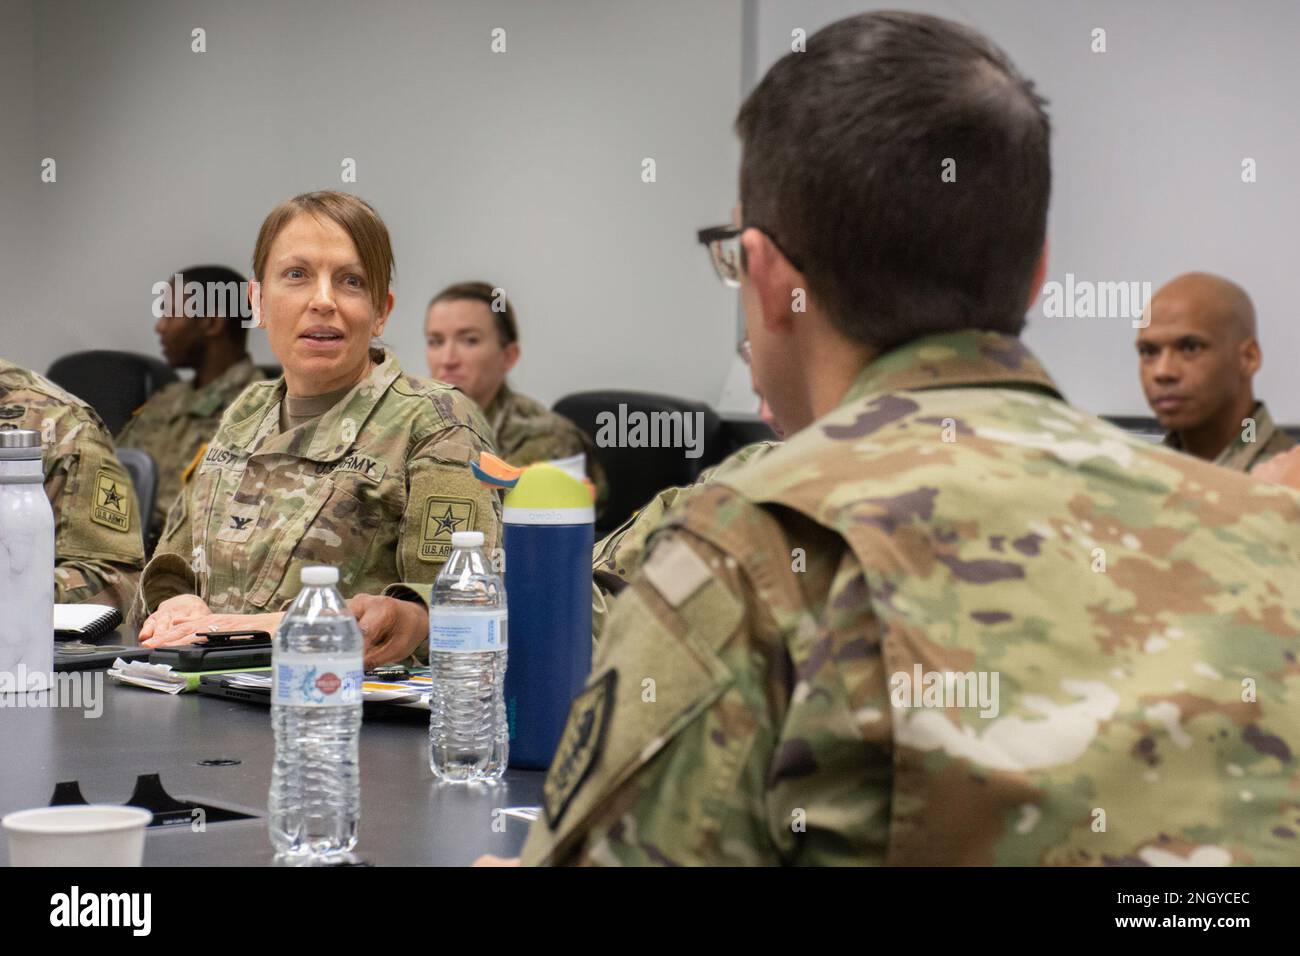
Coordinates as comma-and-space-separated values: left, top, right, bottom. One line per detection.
500, 463, 595, 769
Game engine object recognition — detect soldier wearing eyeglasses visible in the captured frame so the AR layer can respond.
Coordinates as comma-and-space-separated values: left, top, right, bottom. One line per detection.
515, 12, 1300, 868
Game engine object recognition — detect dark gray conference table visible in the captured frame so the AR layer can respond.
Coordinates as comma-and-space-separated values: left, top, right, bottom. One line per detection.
0, 663, 544, 867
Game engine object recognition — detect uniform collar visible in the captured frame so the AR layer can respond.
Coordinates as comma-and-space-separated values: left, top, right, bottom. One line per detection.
223, 348, 399, 462
1162, 400, 1279, 471
482, 381, 513, 435
841, 330, 1064, 407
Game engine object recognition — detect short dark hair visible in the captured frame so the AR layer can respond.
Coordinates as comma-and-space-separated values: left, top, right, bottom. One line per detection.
428, 281, 518, 346
171, 264, 250, 347
736, 12, 1051, 353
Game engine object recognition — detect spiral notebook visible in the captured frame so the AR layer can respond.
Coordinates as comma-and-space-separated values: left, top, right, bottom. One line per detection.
53, 604, 123, 641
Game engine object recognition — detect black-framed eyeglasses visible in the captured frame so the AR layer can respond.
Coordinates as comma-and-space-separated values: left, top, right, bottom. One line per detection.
696, 224, 803, 288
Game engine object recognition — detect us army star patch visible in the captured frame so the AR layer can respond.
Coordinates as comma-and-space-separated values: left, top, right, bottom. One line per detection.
418, 495, 476, 562
90, 469, 131, 532
543, 669, 618, 830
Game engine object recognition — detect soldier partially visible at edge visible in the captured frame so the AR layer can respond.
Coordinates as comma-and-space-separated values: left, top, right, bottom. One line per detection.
116, 264, 264, 552
0, 359, 143, 617
509, 12, 1300, 866
1136, 272, 1295, 473
135, 191, 500, 665
424, 281, 608, 515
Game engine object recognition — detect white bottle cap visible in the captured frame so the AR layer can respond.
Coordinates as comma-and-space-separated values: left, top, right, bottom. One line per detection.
300, 566, 339, 586
451, 531, 484, 549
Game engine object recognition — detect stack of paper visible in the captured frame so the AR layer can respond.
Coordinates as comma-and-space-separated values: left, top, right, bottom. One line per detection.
107, 658, 189, 695
224, 673, 272, 690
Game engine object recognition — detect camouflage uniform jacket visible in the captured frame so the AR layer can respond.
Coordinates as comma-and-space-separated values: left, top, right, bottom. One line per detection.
116, 356, 264, 545
484, 383, 609, 514
140, 349, 501, 619
0, 358, 144, 616
522, 330, 1300, 866
591, 440, 780, 642
1162, 400, 1296, 473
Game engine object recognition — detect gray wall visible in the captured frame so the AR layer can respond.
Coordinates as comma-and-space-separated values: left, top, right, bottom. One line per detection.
9, 0, 742, 408
755, 0, 1300, 422
1, 0, 38, 347
9, 1, 1298, 423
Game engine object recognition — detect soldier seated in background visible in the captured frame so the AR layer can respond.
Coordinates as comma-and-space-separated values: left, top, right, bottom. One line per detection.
1136, 272, 1294, 472
0, 359, 143, 617
513, 11, 1300, 866
424, 281, 608, 514
117, 265, 264, 552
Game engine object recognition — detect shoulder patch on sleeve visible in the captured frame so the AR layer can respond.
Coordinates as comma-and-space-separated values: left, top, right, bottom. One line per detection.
90, 468, 132, 532
642, 536, 713, 608
543, 668, 617, 829
418, 495, 477, 562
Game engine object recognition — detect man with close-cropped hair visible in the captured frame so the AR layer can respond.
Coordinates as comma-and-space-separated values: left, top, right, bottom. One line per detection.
1137, 271, 1294, 472
511, 11, 1300, 868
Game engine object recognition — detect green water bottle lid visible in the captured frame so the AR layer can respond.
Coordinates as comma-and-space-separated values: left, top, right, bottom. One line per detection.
503, 463, 595, 524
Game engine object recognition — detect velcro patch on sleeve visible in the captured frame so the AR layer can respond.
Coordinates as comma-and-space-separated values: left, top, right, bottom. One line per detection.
543, 669, 618, 829
90, 468, 132, 533
642, 536, 714, 609
418, 495, 477, 562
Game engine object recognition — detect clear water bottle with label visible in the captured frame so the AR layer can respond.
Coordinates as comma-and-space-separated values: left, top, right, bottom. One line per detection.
429, 530, 508, 783
269, 566, 364, 858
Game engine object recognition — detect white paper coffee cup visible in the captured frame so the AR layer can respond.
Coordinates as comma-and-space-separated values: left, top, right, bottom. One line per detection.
3, 805, 152, 867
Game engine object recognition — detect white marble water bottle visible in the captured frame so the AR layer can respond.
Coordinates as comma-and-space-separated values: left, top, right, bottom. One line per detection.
0, 429, 55, 693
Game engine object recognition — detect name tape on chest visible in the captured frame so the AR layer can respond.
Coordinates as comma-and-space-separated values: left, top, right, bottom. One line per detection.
313, 453, 387, 484
200, 444, 246, 471
90, 468, 131, 533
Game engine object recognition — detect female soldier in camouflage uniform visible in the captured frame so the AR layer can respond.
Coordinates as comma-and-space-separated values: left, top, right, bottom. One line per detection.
137, 191, 500, 662
424, 282, 608, 513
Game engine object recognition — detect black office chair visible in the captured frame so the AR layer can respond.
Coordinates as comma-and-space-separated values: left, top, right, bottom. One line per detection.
114, 447, 156, 552
720, 414, 778, 455
46, 351, 177, 436
553, 391, 725, 535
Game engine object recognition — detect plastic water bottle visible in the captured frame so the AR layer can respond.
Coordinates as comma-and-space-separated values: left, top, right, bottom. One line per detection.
0, 430, 55, 694
429, 530, 508, 783
269, 566, 364, 858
